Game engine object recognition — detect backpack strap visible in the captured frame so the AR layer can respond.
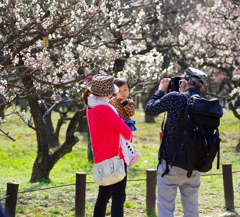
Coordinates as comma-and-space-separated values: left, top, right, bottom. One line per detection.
187, 170, 193, 178
158, 128, 166, 163
161, 160, 170, 177
182, 92, 191, 100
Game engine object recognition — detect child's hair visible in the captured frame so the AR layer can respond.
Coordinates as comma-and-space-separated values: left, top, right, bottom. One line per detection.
113, 77, 131, 90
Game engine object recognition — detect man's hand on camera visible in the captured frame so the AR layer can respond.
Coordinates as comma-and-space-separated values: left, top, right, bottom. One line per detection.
158, 78, 171, 94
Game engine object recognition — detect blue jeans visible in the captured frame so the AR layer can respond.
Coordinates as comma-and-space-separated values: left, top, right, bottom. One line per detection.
93, 164, 127, 217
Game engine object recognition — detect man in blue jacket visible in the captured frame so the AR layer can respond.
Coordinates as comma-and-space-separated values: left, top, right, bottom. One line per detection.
145, 67, 207, 217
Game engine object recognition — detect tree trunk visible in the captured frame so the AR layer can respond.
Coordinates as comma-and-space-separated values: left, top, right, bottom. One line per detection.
145, 115, 155, 123
0, 96, 4, 118
19, 99, 28, 112
26, 94, 51, 182
76, 117, 88, 132
22, 76, 86, 182
39, 91, 60, 148
30, 109, 86, 182
228, 99, 240, 120
142, 84, 159, 123
42, 109, 60, 148
235, 137, 240, 152
87, 130, 93, 162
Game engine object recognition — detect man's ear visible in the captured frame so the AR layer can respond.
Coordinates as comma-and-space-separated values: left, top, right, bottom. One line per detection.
182, 80, 187, 92
200, 86, 204, 91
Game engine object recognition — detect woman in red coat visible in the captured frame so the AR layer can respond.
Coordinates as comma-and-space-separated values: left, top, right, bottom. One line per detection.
83, 74, 132, 217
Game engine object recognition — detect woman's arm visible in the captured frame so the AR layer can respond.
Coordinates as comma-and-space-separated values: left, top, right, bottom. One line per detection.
93, 105, 132, 140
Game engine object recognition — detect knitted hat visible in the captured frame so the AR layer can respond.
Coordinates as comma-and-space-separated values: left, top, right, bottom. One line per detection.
87, 74, 119, 95
181, 67, 207, 88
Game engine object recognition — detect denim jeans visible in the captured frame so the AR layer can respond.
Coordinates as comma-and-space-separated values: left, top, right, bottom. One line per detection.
93, 164, 127, 217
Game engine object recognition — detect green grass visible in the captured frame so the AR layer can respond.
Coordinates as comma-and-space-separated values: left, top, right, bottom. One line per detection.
0, 108, 239, 217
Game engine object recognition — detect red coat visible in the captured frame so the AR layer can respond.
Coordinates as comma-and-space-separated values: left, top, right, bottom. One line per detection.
87, 105, 132, 163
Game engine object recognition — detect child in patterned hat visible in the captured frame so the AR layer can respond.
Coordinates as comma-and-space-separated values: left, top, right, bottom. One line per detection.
110, 77, 140, 167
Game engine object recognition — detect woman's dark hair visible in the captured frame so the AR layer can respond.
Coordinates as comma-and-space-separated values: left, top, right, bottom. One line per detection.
113, 77, 130, 89
83, 88, 92, 105
83, 88, 101, 105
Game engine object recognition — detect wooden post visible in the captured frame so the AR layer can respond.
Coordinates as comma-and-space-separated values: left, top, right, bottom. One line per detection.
4, 182, 19, 217
146, 169, 156, 214
222, 164, 234, 210
75, 172, 86, 217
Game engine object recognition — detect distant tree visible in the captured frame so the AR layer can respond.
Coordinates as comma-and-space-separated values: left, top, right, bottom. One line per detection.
171, 0, 240, 118
167, 0, 240, 149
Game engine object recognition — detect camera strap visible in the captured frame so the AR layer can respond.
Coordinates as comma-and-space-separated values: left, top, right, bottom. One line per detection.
159, 111, 167, 143
161, 111, 166, 132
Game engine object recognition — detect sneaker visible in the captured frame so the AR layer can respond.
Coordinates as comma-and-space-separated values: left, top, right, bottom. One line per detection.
128, 151, 140, 167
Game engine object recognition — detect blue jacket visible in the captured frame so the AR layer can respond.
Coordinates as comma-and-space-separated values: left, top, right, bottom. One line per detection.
145, 88, 202, 160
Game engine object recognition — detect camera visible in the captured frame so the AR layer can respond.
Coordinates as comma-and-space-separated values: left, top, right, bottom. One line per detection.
167, 76, 181, 93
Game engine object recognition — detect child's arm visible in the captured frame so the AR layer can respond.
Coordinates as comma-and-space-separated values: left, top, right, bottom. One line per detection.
122, 99, 135, 117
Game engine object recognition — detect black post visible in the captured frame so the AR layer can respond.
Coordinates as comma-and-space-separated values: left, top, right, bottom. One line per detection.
222, 164, 234, 210
146, 169, 156, 214
4, 182, 19, 217
75, 172, 86, 217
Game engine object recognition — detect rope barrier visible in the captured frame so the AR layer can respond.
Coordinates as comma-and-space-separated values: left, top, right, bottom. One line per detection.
18, 183, 75, 194
202, 170, 240, 176
0, 194, 10, 202
201, 173, 223, 176
14, 170, 240, 194
128, 179, 146, 182
232, 170, 240, 174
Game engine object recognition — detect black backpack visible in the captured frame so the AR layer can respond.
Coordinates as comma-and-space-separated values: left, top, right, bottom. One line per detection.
161, 93, 223, 178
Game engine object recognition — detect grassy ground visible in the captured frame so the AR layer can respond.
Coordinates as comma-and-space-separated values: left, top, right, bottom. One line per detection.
0, 107, 239, 217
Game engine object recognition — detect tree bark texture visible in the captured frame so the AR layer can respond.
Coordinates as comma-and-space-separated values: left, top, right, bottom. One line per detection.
30, 109, 86, 182
235, 137, 240, 152
76, 117, 88, 132
19, 99, 28, 112
87, 130, 93, 162
22, 76, 87, 182
228, 100, 240, 120
41, 105, 60, 148
142, 84, 159, 123
27, 94, 51, 182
